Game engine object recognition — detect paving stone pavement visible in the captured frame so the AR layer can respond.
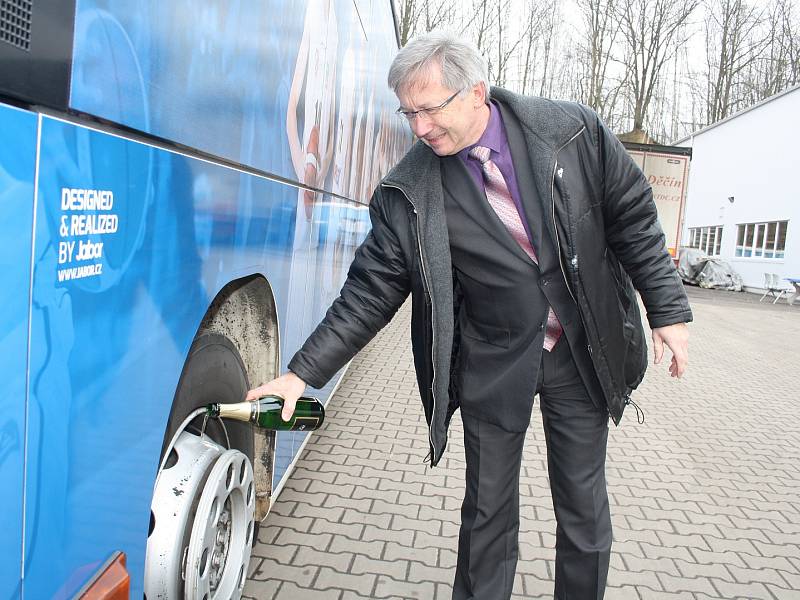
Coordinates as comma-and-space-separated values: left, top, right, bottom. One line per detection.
244, 287, 800, 599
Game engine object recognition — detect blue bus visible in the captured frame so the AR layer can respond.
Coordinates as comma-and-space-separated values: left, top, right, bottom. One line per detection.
0, 1, 410, 597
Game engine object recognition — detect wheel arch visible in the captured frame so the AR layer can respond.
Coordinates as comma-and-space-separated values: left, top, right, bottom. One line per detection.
196, 273, 280, 520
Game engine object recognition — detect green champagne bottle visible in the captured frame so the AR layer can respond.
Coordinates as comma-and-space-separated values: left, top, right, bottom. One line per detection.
206, 395, 325, 431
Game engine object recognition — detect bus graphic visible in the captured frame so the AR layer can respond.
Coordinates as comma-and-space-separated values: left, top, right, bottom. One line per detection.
0, 1, 411, 598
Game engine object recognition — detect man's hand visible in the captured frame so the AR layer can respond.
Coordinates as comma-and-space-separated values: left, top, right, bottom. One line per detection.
246, 372, 307, 421
651, 323, 689, 378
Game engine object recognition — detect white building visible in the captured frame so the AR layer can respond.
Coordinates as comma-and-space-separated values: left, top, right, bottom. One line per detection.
675, 84, 799, 294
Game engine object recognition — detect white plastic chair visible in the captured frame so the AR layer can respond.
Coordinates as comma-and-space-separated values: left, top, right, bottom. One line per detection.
760, 273, 787, 304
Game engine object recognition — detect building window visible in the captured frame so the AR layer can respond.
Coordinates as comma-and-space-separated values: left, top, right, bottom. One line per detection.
688, 225, 723, 256
735, 220, 788, 259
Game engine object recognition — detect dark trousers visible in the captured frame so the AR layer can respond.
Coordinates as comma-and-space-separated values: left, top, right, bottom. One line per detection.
452, 339, 612, 600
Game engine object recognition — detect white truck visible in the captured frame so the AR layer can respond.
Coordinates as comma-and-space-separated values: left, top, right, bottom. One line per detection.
622, 142, 692, 260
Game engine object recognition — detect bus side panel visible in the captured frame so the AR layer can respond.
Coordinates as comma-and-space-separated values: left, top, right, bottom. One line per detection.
24, 116, 309, 598
69, 0, 411, 202
70, 0, 306, 186
0, 103, 38, 600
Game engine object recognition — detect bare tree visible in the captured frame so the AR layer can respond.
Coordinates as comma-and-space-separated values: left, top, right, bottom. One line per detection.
704, 0, 766, 123
575, 0, 624, 120
618, 0, 699, 135
746, 0, 800, 99
394, 0, 455, 46
517, 1, 559, 95
395, 0, 420, 47
396, 0, 798, 138
784, 0, 800, 85
490, 2, 533, 87
538, 1, 563, 97
667, 44, 698, 141
461, 0, 497, 53
422, 1, 456, 37
647, 48, 693, 142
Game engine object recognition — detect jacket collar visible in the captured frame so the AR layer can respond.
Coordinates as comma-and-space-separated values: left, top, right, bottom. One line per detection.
382, 87, 584, 208
489, 88, 584, 152
382, 140, 440, 203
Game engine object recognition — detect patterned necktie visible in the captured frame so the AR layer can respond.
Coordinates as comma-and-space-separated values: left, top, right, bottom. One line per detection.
469, 145, 563, 351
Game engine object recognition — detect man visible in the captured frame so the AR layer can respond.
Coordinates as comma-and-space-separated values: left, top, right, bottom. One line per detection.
249, 32, 692, 600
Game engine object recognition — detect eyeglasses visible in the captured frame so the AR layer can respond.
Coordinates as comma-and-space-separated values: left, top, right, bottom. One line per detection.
396, 90, 461, 121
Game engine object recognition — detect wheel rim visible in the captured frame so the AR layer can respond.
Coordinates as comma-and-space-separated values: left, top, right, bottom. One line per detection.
144, 426, 255, 600
185, 449, 255, 600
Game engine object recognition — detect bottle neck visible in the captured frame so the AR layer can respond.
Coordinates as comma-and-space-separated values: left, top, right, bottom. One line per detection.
216, 401, 256, 423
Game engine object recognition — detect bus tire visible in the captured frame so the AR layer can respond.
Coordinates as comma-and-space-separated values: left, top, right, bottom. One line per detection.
162, 330, 254, 460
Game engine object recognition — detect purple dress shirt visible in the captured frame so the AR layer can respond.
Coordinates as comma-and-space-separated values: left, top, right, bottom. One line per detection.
457, 101, 534, 247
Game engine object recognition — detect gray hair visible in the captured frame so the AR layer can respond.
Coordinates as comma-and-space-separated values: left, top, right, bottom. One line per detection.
388, 31, 490, 101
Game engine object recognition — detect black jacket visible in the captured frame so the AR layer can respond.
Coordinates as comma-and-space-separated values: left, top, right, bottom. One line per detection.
289, 88, 693, 466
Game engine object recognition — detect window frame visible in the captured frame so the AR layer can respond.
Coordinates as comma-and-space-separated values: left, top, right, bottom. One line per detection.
688, 225, 724, 256
734, 220, 789, 260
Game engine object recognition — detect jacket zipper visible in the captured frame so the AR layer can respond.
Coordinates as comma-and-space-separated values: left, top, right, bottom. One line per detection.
550, 126, 585, 305
551, 126, 596, 362
381, 182, 440, 464
552, 125, 619, 415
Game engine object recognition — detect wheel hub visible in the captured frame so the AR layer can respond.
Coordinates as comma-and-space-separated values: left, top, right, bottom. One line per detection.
185, 448, 255, 600
144, 428, 255, 600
